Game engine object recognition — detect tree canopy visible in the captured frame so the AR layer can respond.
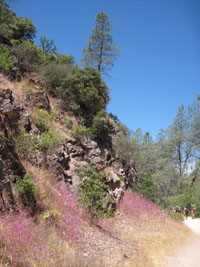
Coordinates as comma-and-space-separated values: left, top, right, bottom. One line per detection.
0, 0, 36, 43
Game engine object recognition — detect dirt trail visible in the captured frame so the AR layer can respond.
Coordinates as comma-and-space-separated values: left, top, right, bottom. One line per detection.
165, 218, 200, 267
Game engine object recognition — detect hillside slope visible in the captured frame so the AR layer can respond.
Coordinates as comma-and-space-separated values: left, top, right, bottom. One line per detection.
0, 74, 192, 267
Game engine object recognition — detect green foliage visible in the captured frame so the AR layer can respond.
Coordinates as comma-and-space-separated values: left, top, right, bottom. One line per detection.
39, 36, 57, 54
114, 131, 139, 167
0, 1, 36, 42
70, 125, 92, 141
15, 130, 38, 156
77, 166, 115, 218
81, 12, 119, 75
134, 173, 158, 203
15, 174, 38, 207
167, 210, 184, 221
13, 40, 43, 73
90, 110, 112, 145
39, 62, 71, 90
32, 108, 52, 133
40, 130, 62, 151
60, 66, 110, 124
0, 45, 13, 73
11, 16, 36, 41
64, 119, 73, 130
55, 53, 74, 65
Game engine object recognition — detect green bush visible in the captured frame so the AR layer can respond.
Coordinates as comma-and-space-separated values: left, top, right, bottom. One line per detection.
39, 62, 71, 90
134, 172, 158, 203
15, 130, 38, 156
15, 174, 38, 207
167, 210, 184, 221
90, 110, 112, 145
77, 166, 115, 218
33, 108, 55, 133
0, 1, 36, 42
70, 125, 91, 142
55, 53, 74, 65
64, 119, 73, 130
60, 66, 110, 125
0, 45, 14, 74
13, 40, 43, 73
40, 130, 62, 151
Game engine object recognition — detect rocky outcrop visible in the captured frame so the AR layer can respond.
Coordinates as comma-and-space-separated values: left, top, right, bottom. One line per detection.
26, 91, 51, 112
0, 89, 25, 210
0, 134, 25, 210
0, 89, 20, 120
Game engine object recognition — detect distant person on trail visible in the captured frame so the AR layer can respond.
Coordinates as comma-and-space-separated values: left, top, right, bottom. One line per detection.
191, 204, 196, 219
184, 207, 189, 220
173, 205, 181, 213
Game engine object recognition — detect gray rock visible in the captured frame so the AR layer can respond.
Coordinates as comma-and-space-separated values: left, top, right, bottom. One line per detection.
90, 156, 102, 165
0, 89, 20, 120
88, 147, 101, 157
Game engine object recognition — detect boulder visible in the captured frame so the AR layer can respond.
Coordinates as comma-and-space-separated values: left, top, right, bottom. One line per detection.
107, 170, 121, 190
0, 89, 20, 120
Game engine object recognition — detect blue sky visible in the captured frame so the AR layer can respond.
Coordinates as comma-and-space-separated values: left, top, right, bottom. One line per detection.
10, 0, 200, 139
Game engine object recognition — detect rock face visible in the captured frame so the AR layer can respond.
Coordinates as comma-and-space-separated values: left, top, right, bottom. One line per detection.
0, 89, 20, 120
0, 89, 25, 210
0, 134, 25, 210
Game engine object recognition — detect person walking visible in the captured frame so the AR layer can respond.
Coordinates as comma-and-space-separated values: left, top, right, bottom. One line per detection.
191, 204, 196, 219
183, 206, 189, 220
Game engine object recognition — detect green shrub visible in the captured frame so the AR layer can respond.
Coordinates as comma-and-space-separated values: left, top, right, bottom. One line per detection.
134, 172, 158, 203
167, 210, 184, 221
40, 130, 62, 151
33, 108, 55, 133
15, 130, 38, 156
90, 110, 112, 145
0, 2, 36, 42
13, 40, 43, 73
0, 45, 14, 74
60, 66, 110, 125
70, 125, 91, 141
15, 174, 38, 207
77, 166, 115, 218
64, 119, 73, 130
39, 62, 71, 90
55, 53, 74, 65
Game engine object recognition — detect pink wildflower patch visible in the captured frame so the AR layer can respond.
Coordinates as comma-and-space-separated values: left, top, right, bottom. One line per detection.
118, 190, 164, 221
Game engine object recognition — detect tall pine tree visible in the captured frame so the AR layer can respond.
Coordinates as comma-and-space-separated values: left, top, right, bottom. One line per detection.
81, 12, 119, 75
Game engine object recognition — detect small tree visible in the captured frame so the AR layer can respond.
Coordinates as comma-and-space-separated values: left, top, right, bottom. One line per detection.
81, 12, 119, 75
39, 36, 57, 54
77, 166, 115, 219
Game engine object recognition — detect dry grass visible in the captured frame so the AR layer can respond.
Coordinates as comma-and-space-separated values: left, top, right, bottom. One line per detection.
0, 73, 27, 101
124, 218, 191, 267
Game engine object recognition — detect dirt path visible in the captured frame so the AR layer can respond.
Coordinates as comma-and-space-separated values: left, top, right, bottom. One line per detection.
165, 217, 200, 267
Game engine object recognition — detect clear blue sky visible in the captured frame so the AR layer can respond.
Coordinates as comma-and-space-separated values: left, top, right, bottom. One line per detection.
10, 0, 200, 139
